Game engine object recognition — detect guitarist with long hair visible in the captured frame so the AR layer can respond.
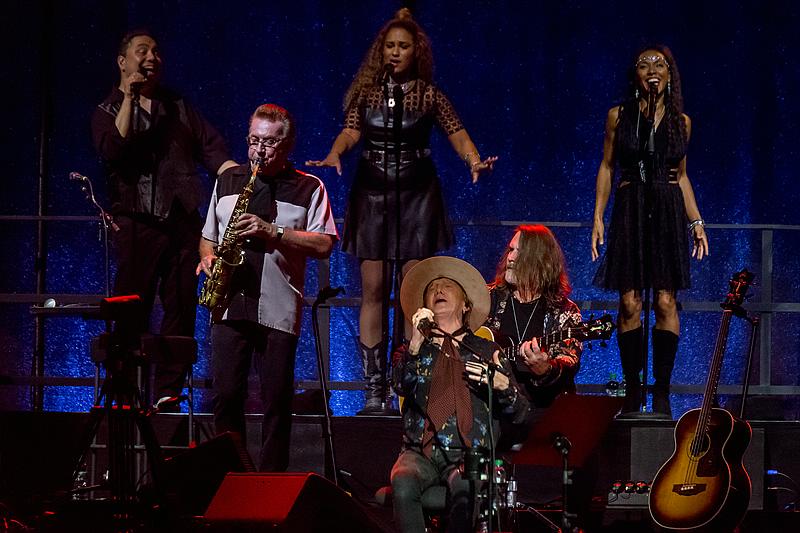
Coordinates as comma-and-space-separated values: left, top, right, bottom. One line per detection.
484, 225, 583, 408
484, 224, 593, 527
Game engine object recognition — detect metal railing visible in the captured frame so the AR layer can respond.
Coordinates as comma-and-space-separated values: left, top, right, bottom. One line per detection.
2, 216, 800, 409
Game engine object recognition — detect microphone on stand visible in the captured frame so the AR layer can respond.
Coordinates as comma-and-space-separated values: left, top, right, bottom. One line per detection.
377, 63, 394, 85
69, 171, 88, 181
647, 80, 659, 98
647, 81, 658, 155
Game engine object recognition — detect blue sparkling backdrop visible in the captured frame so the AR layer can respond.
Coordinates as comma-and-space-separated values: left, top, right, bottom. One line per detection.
2, 1, 799, 418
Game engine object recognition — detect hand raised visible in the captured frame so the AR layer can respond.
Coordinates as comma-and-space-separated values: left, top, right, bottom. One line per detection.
305, 153, 342, 175
470, 156, 499, 184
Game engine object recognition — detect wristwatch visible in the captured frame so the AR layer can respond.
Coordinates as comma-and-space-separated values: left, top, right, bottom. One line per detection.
276, 224, 285, 240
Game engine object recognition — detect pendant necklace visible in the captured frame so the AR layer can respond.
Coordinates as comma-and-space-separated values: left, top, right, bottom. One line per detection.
387, 79, 414, 108
511, 295, 540, 344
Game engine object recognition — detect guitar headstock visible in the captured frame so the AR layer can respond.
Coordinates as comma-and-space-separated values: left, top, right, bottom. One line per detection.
721, 269, 755, 310
574, 314, 616, 342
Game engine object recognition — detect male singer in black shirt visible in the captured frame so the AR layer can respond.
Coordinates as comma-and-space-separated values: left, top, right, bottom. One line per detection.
91, 30, 236, 406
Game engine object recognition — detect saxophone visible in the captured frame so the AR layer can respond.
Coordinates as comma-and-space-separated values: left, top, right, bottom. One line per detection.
199, 158, 261, 322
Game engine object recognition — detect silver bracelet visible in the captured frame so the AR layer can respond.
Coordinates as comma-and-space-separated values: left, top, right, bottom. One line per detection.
463, 151, 481, 168
688, 219, 705, 233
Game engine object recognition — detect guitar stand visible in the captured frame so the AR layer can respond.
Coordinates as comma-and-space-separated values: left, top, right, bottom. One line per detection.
736, 309, 759, 420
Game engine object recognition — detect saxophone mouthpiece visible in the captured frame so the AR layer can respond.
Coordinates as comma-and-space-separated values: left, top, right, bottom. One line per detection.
250, 157, 263, 176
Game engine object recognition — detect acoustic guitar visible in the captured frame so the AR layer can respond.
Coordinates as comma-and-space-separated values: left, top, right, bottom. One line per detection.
475, 314, 615, 372
648, 269, 754, 531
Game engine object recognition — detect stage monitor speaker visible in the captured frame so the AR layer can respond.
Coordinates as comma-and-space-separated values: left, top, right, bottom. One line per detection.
204, 472, 383, 532
631, 425, 764, 510
161, 431, 255, 515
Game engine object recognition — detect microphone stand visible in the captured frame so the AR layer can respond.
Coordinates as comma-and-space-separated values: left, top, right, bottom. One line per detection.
312, 286, 344, 486
378, 72, 394, 413
633, 84, 659, 417
70, 173, 118, 297
371, 65, 401, 415
391, 83, 404, 350
421, 324, 499, 532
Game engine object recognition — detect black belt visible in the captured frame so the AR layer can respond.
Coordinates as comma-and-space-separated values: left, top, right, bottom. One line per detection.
362, 148, 431, 164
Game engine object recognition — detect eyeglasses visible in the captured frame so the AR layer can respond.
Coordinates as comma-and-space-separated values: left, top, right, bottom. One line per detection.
246, 135, 283, 150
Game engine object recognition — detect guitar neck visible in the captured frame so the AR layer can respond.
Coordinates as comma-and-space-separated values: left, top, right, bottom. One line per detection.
539, 327, 578, 351
474, 315, 614, 365
510, 329, 568, 360
692, 309, 734, 454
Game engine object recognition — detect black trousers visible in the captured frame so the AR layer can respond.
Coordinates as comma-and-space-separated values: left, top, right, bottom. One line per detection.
112, 209, 201, 399
211, 320, 298, 472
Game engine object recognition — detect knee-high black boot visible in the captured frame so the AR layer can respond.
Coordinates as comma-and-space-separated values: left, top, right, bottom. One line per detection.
356, 339, 389, 415
618, 326, 644, 413
652, 329, 679, 418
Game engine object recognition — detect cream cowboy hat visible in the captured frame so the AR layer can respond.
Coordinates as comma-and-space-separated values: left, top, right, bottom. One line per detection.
399, 256, 490, 331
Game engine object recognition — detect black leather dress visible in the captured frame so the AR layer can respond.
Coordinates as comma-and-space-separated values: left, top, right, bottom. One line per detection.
341, 80, 464, 260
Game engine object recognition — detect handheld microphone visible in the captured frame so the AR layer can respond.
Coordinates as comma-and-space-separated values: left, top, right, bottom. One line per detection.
133, 65, 150, 83
377, 63, 394, 85
129, 66, 150, 99
417, 316, 436, 337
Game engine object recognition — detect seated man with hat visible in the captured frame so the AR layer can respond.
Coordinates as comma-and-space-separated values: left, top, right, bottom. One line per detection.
390, 256, 530, 533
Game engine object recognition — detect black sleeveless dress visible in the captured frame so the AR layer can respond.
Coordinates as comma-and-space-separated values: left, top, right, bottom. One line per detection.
593, 103, 691, 292
341, 80, 463, 260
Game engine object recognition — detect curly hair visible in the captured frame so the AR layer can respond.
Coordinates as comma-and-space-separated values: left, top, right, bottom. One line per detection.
342, 8, 434, 111
617, 44, 688, 158
489, 225, 572, 306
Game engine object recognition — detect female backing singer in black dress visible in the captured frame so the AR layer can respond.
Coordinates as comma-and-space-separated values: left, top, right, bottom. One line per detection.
307, 8, 497, 414
590, 45, 709, 417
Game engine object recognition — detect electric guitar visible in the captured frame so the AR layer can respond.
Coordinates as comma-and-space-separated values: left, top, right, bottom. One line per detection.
475, 314, 615, 372
649, 269, 754, 531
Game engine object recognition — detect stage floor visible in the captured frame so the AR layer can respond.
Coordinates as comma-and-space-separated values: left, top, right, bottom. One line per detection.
1, 410, 798, 531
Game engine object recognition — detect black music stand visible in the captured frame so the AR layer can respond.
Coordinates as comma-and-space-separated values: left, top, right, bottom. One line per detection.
512, 394, 623, 532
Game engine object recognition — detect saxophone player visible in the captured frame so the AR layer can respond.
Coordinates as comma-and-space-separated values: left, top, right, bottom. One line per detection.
197, 104, 338, 471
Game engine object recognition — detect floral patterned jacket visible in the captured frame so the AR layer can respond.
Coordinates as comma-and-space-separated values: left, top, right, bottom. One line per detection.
392, 332, 530, 452
485, 285, 583, 408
